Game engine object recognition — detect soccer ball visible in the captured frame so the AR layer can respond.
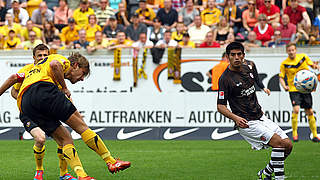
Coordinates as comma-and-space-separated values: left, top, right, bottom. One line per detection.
294, 70, 318, 93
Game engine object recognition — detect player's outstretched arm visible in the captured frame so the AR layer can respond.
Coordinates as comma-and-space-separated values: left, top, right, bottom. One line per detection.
279, 76, 289, 91
217, 104, 249, 128
0, 74, 20, 96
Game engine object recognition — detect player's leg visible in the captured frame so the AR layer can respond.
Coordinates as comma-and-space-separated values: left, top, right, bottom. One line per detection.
20, 113, 46, 180
268, 134, 293, 180
56, 143, 77, 180
291, 105, 300, 141
64, 111, 131, 173
51, 125, 94, 179
305, 108, 320, 142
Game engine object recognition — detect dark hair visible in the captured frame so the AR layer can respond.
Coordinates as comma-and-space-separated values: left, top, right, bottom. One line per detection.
164, 30, 171, 34
226, 42, 244, 55
33, 44, 49, 57
221, 52, 226, 58
68, 52, 90, 77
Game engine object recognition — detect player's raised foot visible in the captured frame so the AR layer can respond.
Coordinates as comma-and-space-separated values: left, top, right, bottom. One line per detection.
34, 170, 43, 180
60, 173, 77, 180
257, 170, 272, 180
311, 137, 320, 143
292, 135, 299, 142
77, 176, 96, 180
107, 160, 131, 174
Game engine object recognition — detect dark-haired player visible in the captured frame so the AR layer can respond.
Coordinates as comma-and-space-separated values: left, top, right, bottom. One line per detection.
217, 42, 292, 180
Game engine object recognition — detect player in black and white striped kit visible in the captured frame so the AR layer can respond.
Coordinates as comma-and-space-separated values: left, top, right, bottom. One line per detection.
217, 42, 293, 180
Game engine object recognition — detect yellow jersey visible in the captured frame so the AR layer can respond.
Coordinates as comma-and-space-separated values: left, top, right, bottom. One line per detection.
17, 54, 70, 109
178, 41, 195, 48
279, 53, 313, 92
13, 63, 34, 91
60, 25, 81, 44
73, 8, 95, 28
21, 27, 42, 40
84, 24, 102, 42
201, 8, 221, 26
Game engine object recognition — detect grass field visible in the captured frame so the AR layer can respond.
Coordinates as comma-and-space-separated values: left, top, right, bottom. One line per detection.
0, 140, 319, 180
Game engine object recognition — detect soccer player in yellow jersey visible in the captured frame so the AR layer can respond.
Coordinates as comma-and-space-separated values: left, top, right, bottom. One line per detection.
17, 52, 129, 179
0, 44, 77, 180
279, 43, 320, 143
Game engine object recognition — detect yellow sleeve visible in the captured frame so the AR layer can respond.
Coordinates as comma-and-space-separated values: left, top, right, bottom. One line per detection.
60, 27, 67, 42
150, 8, 156, 20
304, 54, 313, 66
201, 10, 205, 23
190, 41, 195, 48
279, 63, 286, 78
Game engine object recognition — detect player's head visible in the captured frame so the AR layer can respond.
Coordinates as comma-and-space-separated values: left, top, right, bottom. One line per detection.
66, 52, 90, 84
33, 44, 49, 64
286, 42, 296, 59
226, 42, 245, 69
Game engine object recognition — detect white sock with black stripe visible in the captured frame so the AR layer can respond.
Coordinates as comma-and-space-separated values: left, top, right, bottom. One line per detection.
263, 160, 273, 177
271, 148, 285, 180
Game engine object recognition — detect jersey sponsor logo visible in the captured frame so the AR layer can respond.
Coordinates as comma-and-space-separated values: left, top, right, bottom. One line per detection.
163, 128, 199, 140
211, 128, 238, 140
218, 91, 224, 99
117, 128, 153, 140
240, 85, 255, 97
71, 128, 106, 139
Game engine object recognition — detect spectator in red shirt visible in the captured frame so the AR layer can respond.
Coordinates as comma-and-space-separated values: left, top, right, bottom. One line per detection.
253, 13, 274, 46
199, 31, 220, 48
276, 14, 297, 44
284, 0, 311, 35
259, 0, 280, 29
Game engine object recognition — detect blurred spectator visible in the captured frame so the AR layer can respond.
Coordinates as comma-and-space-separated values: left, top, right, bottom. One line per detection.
155, 30, 177, 48
314, 15, 320, 32
73, 0, 95, 28
308, 25, 320, 46
109, 0, 124, 11
171, 0, 184, 11
253, 14, 274, 46
213, 16, 233, 46
0, 0, 6, 22
135, 0, 156, 26
44, 0, 59, 10
178, 0, 199, 28
298, 0, 314, 24
53, 0, 73, 31
188, 15, 211, 46
215, 0, 226, 11
132, 32, 154, 49
126, 0, 139, 17
4, 29, 21, 49
87, 30, 109, 53
171, 22, 185, 42
22, 30, 43, 49
256, 0, 265, 10
115, 2, 130, 26
102, 15, 124, 38
68, 0, 79, 10
125, 13, 147, 41
72, 29, 89, 49
156, 0, 178, 31
223, 0, 243, 35
31, 2, 54, 29
199, 30, 220, 47
95, 0, 114, 27
84, 14, 102, 42
259, 0, 280, 29
200, 0, 221, 29
178, 32, 195, 48
21, 20, 42, 41
4, 0, 26, 10
276, 14, 296, 44
243, 31, 262, 51
284, 0, 311, 35
147, 17, 165, 45
235, 0, 248, 10
60, 17, 80, 46
266, 29, 286, 47
50, 35, 65, 54
242, 0, 259, 32
42, 21, 59, 45
2, 13, 22, 38
89, 0, 100, 10
7, 0, 29, 26
107, 31, 133, 49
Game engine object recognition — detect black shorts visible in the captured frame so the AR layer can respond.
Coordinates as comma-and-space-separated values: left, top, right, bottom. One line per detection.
21, 81, 76, 136
19, 113, 38, 133
289, 92, 313, 109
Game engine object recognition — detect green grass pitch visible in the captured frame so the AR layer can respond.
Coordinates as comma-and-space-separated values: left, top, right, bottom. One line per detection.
0, 140, 318, 180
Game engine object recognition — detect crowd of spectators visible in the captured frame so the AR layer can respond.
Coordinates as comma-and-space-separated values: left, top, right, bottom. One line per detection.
0, 0, 318, 53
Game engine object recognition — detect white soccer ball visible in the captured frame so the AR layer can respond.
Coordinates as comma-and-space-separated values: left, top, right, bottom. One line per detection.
294, 70, 318, 93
